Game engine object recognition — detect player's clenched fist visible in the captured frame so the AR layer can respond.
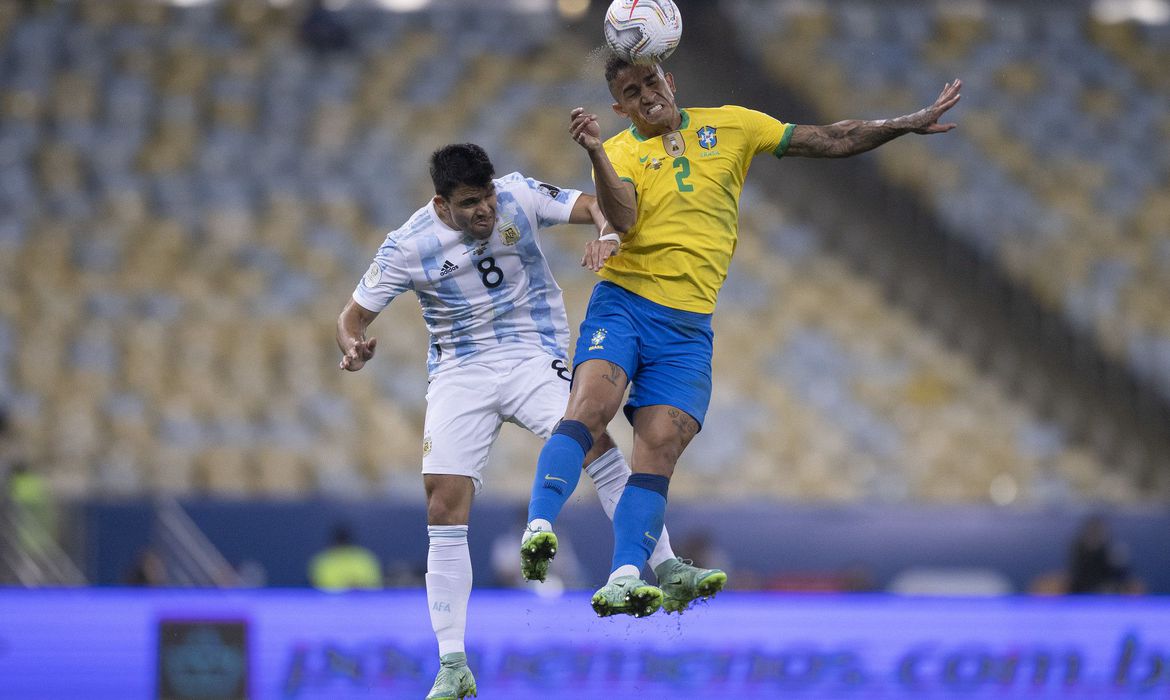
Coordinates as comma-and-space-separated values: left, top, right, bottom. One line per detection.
340, 337, 377, 371
569, 107, 602, 151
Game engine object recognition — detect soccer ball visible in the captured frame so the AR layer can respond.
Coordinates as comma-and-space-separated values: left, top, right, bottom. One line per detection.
603, 0, 682, 66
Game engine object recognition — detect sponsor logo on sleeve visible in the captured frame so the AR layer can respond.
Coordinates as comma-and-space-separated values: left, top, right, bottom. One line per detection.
362, 263, 381, 287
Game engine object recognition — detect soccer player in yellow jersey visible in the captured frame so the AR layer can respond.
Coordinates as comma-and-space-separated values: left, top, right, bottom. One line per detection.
523, 54, 962, 617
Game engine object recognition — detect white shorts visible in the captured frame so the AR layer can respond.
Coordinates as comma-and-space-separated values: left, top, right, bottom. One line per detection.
421, 351, 572, 494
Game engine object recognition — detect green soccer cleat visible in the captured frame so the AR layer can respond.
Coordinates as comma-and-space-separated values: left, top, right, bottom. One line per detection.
590, 575, 664, 618
425, 652, 477, 700
654, 557, 727, 614
520, 528, 558, 582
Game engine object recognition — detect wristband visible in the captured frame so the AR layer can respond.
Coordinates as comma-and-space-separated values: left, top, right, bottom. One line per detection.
598, 232, 622, 244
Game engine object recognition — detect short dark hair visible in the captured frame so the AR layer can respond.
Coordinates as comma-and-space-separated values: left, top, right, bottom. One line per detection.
604, 53, 634, 88
429, 143, 495, 199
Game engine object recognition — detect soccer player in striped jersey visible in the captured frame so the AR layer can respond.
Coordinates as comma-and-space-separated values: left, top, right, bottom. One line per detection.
336, 143, 702, 700
525, 55, 961, 618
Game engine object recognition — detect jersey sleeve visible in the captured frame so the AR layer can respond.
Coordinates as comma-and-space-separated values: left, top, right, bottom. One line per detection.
523, 175, 582, 228
604, 137, 640, 187
731, 105, 795, 159
352, 239, 413, 312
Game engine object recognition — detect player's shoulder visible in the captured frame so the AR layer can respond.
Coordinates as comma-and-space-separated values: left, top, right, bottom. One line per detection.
605, 126, 637, 145
494, 171, 529, 190
496, 171, 574, 203
494, 171, 545, 200
381, 202, 440, 248
693, 105, 787, 142
715, 104, 786, 125
690, 104, 754, 123
602, 128, 641, 160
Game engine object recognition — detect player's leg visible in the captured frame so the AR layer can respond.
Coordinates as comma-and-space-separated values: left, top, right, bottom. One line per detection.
421, 368, 496, 699
627, 379, 725, 613
594, 299, 725, 616
424, 475, 477, 700
591, 406, 688, 617
508, 352, 681, 583
586, 437, 724, 613
582, 432, 679, 572
526, 282, 639, 551
523, 359, 627, 580
623, 410, 726, 613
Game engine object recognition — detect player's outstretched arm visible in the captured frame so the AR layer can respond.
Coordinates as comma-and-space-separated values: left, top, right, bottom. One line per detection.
336, 298, 380, 372
569, 107, 637, 233
786, 79, 961, 159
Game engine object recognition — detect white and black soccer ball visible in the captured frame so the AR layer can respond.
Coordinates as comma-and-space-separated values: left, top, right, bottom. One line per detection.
603, 0, 683, 66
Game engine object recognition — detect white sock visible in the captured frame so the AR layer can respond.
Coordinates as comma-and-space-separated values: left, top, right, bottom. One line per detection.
608, 564, 640, 583
426, 525, 471, 657
586, 447, 676, 571
525, 518, 552, 533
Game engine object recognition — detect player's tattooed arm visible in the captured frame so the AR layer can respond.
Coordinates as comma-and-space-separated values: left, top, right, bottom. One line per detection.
786, 79, 961, 159
337, 298, 380, 371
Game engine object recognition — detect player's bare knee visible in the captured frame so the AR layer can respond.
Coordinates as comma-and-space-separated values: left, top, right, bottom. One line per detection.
565, 397, 618, 437
426, 497, 468, 526
423, 475, 473, 525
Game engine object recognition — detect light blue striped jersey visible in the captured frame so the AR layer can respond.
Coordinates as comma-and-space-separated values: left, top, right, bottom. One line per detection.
352, 172, 580, 376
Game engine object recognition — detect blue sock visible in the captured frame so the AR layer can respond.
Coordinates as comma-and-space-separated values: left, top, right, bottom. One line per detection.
527, 420, 592, 524
611, 473, 669, 573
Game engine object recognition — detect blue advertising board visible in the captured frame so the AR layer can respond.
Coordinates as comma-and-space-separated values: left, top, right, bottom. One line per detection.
1, 589, 1168, 699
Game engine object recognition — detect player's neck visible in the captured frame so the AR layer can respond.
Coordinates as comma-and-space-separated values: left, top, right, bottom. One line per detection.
634, 110, 683, 138
431, 199, 460, 232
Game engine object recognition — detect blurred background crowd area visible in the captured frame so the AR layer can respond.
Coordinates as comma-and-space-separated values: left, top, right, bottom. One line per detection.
0, 0, 1168, 591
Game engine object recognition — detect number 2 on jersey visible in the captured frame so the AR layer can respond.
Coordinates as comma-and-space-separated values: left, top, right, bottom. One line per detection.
673, 157, 694, 193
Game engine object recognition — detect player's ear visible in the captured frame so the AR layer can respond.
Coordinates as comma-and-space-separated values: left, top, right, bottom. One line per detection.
664, 72, 676, 93
611, 102, 628, 119
432, 194, 446, 212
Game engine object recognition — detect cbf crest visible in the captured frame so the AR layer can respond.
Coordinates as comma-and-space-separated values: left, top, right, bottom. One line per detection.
697, 125, 717, 149
588, 328, 607, 351
499, 221, 521, 246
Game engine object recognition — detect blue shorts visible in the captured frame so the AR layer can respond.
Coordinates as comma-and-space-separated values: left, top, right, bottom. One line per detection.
572, 281, 713, 429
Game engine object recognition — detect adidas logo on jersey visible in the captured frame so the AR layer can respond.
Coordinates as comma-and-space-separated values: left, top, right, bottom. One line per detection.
439, 260, 459, 276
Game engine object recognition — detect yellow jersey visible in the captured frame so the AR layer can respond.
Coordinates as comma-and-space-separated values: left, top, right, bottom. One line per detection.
598, 105, 794, 313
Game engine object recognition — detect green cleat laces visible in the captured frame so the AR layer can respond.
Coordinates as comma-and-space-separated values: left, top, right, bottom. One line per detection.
425, 652, 477, 700
654, 557, 727, 614
590, 575, 664, 618
520, 528, 558, 582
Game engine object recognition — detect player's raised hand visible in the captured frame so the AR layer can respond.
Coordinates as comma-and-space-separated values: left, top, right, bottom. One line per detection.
569, 107, 603, 151
913, 79, 962, 134
340, 336, 377, 371
581, 238, 619, 272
